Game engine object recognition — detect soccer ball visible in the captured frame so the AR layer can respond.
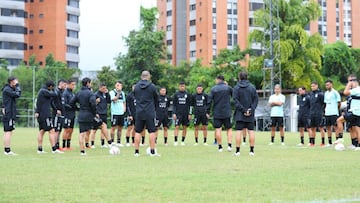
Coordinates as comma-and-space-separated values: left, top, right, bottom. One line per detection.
146, 147, 157, 155
334, 143, 345, 151
109, 145, 120, 155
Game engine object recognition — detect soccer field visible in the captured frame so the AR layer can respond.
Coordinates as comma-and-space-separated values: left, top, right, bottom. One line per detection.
0, 128, 359, 203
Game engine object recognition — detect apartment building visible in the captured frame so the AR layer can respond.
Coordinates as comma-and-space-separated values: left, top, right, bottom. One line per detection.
0, 0, 80, 69
157, 0, 360, 66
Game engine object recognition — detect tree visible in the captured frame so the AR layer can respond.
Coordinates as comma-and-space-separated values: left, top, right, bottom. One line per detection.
115, 7, 167, 90
322, 41, 357, 83
93, 66, 118, 89
248, 0, 323, 89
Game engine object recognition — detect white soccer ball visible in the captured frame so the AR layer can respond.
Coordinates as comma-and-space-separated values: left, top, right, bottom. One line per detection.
146, 147, 157, 155
334, 143, 345, 151
109, 146, 120, 155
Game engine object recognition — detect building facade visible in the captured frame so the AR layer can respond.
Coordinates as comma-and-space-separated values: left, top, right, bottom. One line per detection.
0, 0, 80, 69
157, 0, 360, 66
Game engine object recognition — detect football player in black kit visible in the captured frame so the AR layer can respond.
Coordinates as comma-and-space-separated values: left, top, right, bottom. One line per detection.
125, 84, 136, 147
53, 79, 67, 150
297, 86, 311, 146
155, 87, 171, 145
88, 83, 112, 148
192, 84, 209, 146
2, 76, 21, 155
35, 80, 63, 154
61, 79, 76, 150
308, 81, 325, 146
172, 82, 192, 146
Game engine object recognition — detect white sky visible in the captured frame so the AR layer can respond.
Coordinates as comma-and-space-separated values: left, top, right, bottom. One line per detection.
79, 0, 156, 71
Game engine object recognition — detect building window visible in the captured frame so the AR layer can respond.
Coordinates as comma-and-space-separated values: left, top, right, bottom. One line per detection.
227, 34, 232, 46
190, 50, 196, 57
39, 13, 44, 18
39, 29, 44, 34
39, 61, 43, 66
190, 20, 196, 26
166, 25, 172, 31
40, 0, 44, 2
67, 45, 79, 54
249, 2, 263, 11
29, 30, 34, 34
213, 24, 216, 29
29, 14, 34, 19
190, 35, 196, 41
166, 40, 172, 45
234, 34, 238, 45
166, 10, 172, 16
190, 4, 196, 11
67, 61, 78, 68
67, 29, 79, 38
29, 45, 33, 50
0, 25, 27, 34
67, 14, 79, 23
30, 0, 34, 2
68, 0, 80, 8
213, 8, 216, 13
39, 45, 43, 49
0, 42, 27, 50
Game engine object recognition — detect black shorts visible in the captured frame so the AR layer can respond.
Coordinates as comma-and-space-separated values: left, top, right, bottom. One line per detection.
325, 115, 338, 127
351, 115, 360, 127
92, 114, 107, 130
271, 117, 283, 127
135, 118, 156, 133
213, 118, 232, 129
3, 119, 15, 132
235, 121, 255, 131
111, 115, 124, 127
79, 122, 93, 133
38, 117, 54, 131
156, 115, 170, 128
298, 116, 309, 128
53, 116, 64, 132
310, 116, 322, 128
194, 114, 208, 126
63, 117, 75, 129
174, 114, 189, 127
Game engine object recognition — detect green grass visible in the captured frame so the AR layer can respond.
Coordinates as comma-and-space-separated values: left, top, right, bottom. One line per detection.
1, 128, 360, 203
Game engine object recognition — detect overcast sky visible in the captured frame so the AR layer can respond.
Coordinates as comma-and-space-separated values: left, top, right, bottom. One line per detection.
79, 0, 156, 70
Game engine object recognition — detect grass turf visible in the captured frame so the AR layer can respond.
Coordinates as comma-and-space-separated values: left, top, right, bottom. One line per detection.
0, 128, 359, 203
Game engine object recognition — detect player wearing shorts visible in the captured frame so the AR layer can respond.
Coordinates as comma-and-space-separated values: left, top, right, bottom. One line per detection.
2, 76, 21, 155
323, 79, 341, 147
155, 87, 171, 145
172, 82, 192, 146
70, 77, 97, 155
343, 75, 360, 150
233, 71, 258, 156
125, 84, 136, 147
192, 84, 209, 145
88, 83, 113, 148
309, 81, 325, 146
268, 84, 286, 145
208, 75, 233, 152
133, 71, 159, 156
109, 81, 126, 146
35, 81, 63, 154
53, 79, 67, 150
297, 86, 311, 146
62, 79, 76, 150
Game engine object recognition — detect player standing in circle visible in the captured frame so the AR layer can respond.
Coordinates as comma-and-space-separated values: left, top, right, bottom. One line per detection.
125, 84, 136, 147
208, 75, 233, 152
2, 76, 21, 155
35, 80, 63, 154
53, 79, 67, 150
268, 84, 286, 145
133, 71, 159, 156
155, 87, 171, 145
172, 82, 192, 146
61, 79, 76, 150
308, 81, 325, 146
109, 81, 126, 146
323, 79, 341, 147
192, 84, 209, 146
297, 86, 311, 146
233, 71, 258, 156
